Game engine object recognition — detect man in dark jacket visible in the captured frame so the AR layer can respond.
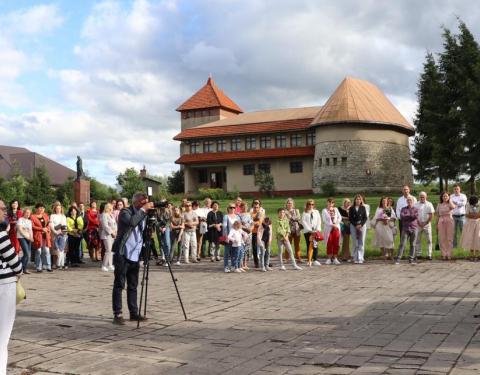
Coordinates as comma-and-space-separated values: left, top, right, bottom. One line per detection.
112, 192, 152, 325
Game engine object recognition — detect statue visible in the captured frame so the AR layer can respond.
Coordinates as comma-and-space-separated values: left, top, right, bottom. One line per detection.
76, 156, 84, 180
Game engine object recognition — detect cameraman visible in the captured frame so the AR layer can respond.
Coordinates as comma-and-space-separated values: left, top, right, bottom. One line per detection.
111, 192, 152, 325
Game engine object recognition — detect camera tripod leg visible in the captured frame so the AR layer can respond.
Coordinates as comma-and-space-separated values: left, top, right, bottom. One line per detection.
165, 259, 188, 321
137, 258, 148, 329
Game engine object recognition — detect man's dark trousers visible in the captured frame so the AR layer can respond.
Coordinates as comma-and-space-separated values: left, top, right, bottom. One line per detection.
112, 252, 140, 316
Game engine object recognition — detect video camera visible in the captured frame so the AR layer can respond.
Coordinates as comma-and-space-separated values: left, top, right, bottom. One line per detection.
146, 200, 169, 222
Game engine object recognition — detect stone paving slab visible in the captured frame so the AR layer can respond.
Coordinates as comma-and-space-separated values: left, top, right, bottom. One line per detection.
7, 259, 480, 374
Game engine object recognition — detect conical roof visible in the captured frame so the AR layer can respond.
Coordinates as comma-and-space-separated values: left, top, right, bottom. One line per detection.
310, 77, 414, 134
176, 77, 243, 113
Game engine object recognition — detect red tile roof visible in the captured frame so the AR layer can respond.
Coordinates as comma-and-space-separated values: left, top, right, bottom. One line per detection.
176, 77, 243, 113
175, 146, 315, 165
174, 118, 314, 140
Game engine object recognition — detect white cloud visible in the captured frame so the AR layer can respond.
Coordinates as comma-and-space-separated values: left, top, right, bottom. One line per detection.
1, 4, 64, 35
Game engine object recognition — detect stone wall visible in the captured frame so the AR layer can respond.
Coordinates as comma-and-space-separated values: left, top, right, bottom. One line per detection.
313, 139, 413, 193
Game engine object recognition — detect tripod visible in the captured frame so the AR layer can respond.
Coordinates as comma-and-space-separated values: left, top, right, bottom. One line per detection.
137, 218, 188, 328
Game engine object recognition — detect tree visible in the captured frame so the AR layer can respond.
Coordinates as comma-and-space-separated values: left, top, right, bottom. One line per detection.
55, 177, 75, 207
25, 166, 54, 205
88, 177, 119, 201
412, 53, 444, 186
167, 169, 184, 194
254, 170, 274, 197
116, 168, 144, 198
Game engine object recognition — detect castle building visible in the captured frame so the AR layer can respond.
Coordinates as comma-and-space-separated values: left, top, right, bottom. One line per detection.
173, 76, 414, 195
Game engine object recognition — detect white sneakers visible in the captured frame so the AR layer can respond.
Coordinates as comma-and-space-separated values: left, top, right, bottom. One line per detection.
313, 260, 321, 266
325, 259, 332, 265
101, 266, 108, 272
224, 268, 230, 273
280, 265, 287, 271
293, 264, 302, 270
333, 258, 341, 265
108, 265, 115, 271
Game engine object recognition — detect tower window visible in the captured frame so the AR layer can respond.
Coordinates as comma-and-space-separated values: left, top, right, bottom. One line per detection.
306, 132, 315, 146
326, 158, 330, 166
333, 158, 337, 166
341, 157, 347, 166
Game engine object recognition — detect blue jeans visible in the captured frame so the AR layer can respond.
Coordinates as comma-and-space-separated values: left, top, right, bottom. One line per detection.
158, 227, 171, 260
231, 246, 239, 269
350, 224, 366, 262
19, 238, 31, 271
236, 245, 245, 268
223, 243, 232, 269
453, 215, 465, 248
35, 244, 51, 271
258, 240, 270, 269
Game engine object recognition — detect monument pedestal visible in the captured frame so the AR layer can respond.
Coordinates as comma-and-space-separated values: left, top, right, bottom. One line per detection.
74, 179, 90, 204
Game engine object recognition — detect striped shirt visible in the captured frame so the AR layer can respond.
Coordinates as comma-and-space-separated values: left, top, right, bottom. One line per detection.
0, 230, 22, 284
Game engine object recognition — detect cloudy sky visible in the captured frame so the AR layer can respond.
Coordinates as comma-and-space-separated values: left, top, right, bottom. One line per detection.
0, 0, 478, 185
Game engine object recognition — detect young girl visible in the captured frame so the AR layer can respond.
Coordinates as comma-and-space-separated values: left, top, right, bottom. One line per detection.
321, 198, 342, 265
257, 217, 273, 272
460, 195, 480, 260
373, 197, 397, 260
170, 206, 184, 265
227, 221, 246, 273
276, 208, 301, 271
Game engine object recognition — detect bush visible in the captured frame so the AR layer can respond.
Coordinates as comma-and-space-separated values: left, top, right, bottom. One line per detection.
254, 170, 275, 197
321, 181, 336, 196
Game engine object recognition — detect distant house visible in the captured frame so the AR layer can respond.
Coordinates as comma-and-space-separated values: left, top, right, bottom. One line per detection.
139, 166, 163, 197
0, 145, 75, 186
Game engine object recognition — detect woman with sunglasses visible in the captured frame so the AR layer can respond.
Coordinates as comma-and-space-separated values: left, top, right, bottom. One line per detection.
222, 204, 240, 272
349, 194, 368, 264
302, 199, 322, 266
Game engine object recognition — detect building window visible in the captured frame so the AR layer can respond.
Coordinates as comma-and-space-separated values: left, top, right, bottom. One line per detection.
290, 161, 303, 173
190, 142, 200, 154
243, 164, 255, 175
326, 158, 330, 166
291, 134, 302, 147
198, 169, 208, 183
275, 135, 287, 148
231, 138, 241, 151
217, 139, 226, 152
319, 158, 322, 167
258, 163, 271, 174
260, 136, 271, 149
333, 157, 337, 166
306, 132, 315, 146
203, 140, 214, 153
245, 137, 256, 150
341, 157, 347, 166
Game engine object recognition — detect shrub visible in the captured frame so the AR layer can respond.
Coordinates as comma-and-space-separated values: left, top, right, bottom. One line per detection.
254, 170, 275, 197
321, 181, 336, 196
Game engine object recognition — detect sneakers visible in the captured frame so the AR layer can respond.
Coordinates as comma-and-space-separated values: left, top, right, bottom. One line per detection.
266, 266, 273, 271
394, 259, 400, 265
108, 265, 115, 271
175, 261, 181, 266
224, 268, 230, 273
325, 259, 332, 265
215, 256, 220, 261
102, 266, 109, 272
211, 256, 215, 262
261, 267, 266, 272
280, 265, 287, 271
293, 264, 302, 270
234, 268, 242, 273
113, 315, 126, 325
46, 269, 53, 272
313, 260, 321, 266
409, 258, 417, 265
333, 258, 341, 265
239, 268, 246, 272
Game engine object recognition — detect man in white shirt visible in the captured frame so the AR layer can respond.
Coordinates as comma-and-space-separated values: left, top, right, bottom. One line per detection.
414, 192, 435, 260
451, 184, 467, 248
396, 185, 417, 234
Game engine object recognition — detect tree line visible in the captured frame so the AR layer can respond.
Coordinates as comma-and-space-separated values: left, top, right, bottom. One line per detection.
413, 19, 480, 194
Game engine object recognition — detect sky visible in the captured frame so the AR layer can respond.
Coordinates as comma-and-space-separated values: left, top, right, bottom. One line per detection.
0, 0, 479, 186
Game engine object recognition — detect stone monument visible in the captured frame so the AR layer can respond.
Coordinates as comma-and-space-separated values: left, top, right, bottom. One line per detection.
74, 156, 90, 204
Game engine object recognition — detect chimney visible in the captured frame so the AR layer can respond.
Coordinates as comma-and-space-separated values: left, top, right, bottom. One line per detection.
140, 165, 147, 178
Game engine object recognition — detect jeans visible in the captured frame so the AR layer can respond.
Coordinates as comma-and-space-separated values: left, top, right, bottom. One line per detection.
223, 243, 232, 269
157, 227, 171, 260
350, 224, 366, 262
19, 238, 31, 272
453, 215, 465, 248
397, 230, 417, 260
112, 253, 139, 316
35, 243, 51, 271
231, 246, 239, 269
258, 240, 270, 269
236, 245, 245, 268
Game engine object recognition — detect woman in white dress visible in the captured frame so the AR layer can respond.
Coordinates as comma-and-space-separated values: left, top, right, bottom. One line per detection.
460, 196, 480, 260
99, 203, 117, 271
373, 197, 397, 260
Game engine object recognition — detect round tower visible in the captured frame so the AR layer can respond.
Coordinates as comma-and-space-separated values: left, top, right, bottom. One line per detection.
310, 77, 414, 193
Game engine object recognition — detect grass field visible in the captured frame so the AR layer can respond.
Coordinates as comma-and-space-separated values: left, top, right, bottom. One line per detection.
169, 195, 472, 260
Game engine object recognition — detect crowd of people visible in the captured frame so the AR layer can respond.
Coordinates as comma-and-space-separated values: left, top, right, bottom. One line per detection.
1, 184, 479, 277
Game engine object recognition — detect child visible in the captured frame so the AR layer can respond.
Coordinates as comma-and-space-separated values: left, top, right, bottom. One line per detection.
257, 217, 273, 272
227, 221, 245, 273
461, 195, 480, 260
55, 225, 68, 270
276, 208, 302, 271
170, 206, 185, 266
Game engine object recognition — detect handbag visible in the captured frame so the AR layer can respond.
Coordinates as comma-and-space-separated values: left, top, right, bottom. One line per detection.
313, 230, 323, 241
218, 235, 228, 245
16, 281, 26, 305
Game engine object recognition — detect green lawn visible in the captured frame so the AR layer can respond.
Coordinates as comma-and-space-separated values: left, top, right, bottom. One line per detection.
171, 195, 472, 259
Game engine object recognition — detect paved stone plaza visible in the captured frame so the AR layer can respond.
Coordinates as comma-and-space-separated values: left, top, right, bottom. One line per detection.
7, 260, 480, 375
